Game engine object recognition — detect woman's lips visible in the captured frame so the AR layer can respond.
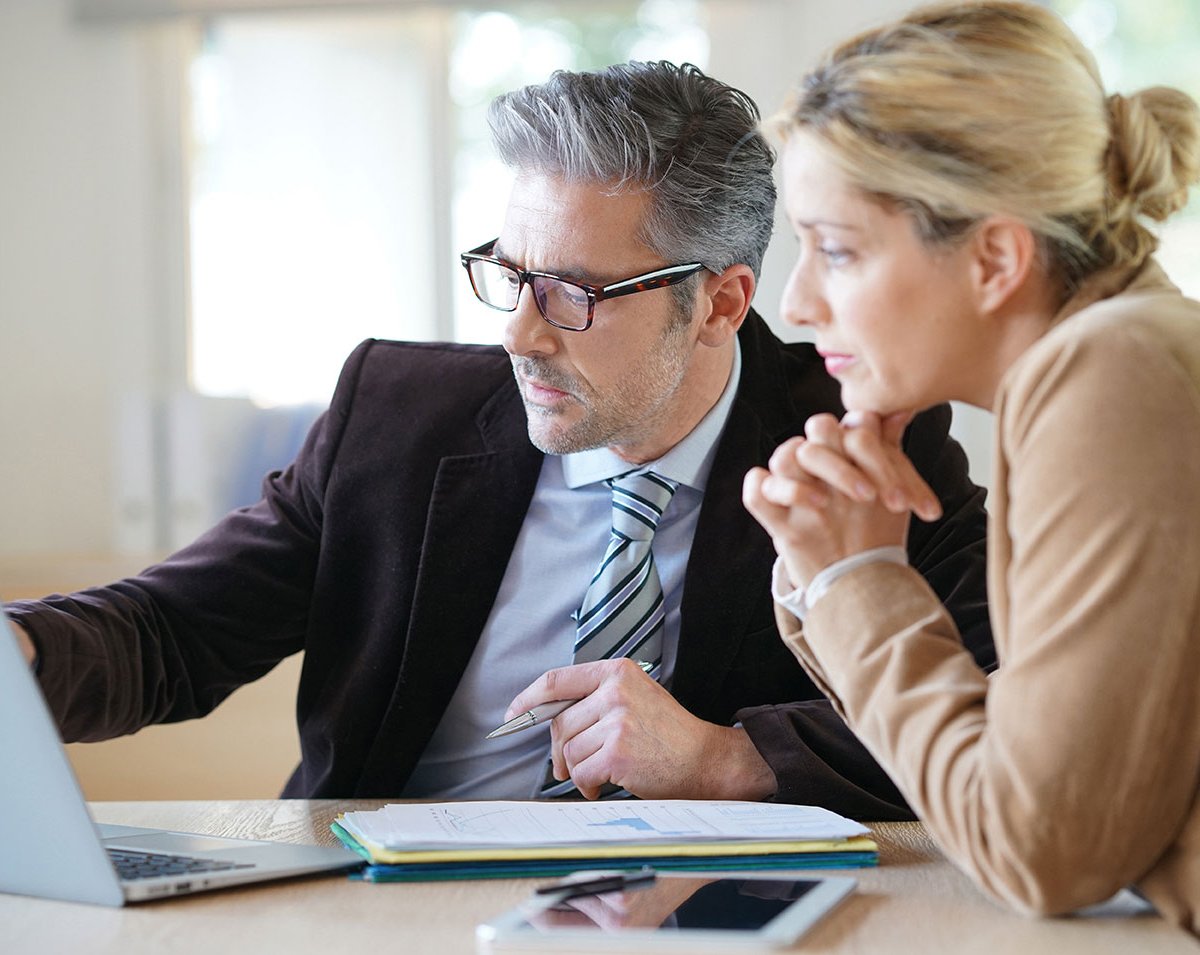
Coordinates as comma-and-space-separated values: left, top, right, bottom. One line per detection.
819, 352, 856, 376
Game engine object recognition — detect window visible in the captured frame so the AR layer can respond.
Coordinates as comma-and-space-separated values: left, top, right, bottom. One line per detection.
188, 11, 444, 407
187, 1, 706, 407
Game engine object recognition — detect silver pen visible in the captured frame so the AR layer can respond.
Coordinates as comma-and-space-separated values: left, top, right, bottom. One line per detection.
486, 660, 654, 739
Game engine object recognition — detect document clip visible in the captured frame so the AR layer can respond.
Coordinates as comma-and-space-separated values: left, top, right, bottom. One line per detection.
535, 867, 657, 901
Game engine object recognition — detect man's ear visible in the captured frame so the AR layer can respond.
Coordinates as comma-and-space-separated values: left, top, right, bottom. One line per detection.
696, 264, 756, 347
970, 217, 1038, 316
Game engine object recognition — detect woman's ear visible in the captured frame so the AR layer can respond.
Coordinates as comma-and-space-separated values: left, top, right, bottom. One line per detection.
697, 264, 756, 346
970, 216, 1038, 316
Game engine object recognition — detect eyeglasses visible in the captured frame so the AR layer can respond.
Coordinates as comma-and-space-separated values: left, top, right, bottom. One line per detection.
459, 238, 706, 332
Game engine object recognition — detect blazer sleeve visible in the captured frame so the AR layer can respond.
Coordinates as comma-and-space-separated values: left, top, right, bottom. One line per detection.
738, 402, 993, 819
779, 324, 1200, 914
3, 341, 373, 743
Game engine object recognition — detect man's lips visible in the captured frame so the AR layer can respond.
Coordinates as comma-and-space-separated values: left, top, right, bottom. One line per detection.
520, 375, 572, 404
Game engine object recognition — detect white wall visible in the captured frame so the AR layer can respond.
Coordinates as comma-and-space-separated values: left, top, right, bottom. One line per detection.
0, 0, 184, 558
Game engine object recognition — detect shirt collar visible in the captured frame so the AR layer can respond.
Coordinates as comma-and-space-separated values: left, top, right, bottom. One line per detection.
561, 339, 742, 493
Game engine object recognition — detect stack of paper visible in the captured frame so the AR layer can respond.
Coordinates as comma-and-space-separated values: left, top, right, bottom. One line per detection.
333, 800, 877, 882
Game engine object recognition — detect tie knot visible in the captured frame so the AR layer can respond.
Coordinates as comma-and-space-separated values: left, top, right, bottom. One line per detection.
608, 471, 679, 541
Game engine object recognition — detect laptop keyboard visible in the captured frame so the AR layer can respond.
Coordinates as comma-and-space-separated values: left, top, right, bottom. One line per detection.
108, 848, 256, 881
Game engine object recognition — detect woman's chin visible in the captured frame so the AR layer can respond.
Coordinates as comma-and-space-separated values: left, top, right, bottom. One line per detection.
841, 383, 921, 418
840, 390, 890, 416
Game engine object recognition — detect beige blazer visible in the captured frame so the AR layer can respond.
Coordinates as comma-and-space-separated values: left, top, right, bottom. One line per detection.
779, 261, 1200, 934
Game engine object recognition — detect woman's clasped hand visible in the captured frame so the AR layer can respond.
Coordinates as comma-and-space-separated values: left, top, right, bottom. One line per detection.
743, 410, 942, 592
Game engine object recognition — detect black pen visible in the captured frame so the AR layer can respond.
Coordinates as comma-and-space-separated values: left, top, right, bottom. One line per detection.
535, 867, 657, 898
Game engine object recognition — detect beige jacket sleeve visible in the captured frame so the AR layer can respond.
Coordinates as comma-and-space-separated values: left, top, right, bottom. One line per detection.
779, 312, 1200, 916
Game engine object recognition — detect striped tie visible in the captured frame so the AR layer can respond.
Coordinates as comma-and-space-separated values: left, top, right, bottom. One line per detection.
540, 470, 679, 799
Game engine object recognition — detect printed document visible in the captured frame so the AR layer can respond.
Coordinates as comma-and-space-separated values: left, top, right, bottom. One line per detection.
338, 800, 869, 852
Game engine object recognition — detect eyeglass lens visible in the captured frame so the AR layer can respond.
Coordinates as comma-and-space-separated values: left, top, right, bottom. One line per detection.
468, 259, 519, 309
467, 259, 590, 330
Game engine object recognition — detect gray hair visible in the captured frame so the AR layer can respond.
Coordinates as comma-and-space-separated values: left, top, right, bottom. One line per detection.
488, 61, 776, 284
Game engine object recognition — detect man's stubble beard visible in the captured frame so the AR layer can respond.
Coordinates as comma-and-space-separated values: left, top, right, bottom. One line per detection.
514, 317, 694, 456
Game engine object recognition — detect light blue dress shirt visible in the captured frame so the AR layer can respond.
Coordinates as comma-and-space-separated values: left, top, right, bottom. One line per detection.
400, 343, 743, 799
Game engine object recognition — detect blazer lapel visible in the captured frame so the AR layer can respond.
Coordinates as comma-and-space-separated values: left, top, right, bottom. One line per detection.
671, 394, 778, 715
671, 312, 827, 717
359, 384, 543, 792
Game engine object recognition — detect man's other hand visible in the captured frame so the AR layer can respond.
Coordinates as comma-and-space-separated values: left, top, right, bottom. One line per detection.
10, 621, 36, 666
505, 659, 777, 801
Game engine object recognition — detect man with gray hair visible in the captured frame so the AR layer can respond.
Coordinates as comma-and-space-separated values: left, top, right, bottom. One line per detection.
7, 61, 992, 815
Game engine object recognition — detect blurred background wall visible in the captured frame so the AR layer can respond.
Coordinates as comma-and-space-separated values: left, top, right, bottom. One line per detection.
1, 0, 1195, 797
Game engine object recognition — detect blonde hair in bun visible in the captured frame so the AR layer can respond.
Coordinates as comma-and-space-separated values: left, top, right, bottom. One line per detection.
774, 0, 1200, 296
1102, 88, 1200, 269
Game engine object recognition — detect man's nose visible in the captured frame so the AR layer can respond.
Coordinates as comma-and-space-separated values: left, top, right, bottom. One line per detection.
502, 284, 559, 358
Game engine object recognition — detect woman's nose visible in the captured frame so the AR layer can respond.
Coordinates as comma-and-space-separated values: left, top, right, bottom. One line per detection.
779, 257, 828, 330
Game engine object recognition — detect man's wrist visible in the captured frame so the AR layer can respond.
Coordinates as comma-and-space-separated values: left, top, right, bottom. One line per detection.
709, 726, 777, 801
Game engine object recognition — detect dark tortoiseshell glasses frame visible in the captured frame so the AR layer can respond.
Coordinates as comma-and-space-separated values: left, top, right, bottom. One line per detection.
459, 238, 707, 331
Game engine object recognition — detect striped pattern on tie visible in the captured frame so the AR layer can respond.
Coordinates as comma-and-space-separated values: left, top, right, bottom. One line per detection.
540, 470, 679, 799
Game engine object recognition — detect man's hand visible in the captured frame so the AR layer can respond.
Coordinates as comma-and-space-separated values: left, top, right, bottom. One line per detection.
10, 621, 36, 667
504, 659, 777, 801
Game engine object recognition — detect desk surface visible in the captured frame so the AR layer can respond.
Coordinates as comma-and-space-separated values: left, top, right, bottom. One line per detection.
2, 800, 1195, 954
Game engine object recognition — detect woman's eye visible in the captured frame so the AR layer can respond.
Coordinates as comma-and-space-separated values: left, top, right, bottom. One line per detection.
819, 245, 853, 266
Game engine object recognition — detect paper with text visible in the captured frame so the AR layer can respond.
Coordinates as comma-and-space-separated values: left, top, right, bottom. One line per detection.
338, 800, 869, 852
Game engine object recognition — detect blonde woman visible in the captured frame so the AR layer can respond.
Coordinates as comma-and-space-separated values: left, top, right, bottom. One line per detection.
743, 0, 1200, 933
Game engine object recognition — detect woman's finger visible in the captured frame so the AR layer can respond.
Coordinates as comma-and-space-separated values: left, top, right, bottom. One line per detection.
767, 435, 808, 479
804, 412, 845, 449
881, 410, 915, 446
760, 472, 831, 510
841, 412, 942, 521
794, 440, 877, 502
743, 466, 828, 528
839, 427, 919, 512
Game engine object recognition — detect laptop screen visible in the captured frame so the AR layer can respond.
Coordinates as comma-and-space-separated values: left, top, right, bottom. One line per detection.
0, 607, 126, 905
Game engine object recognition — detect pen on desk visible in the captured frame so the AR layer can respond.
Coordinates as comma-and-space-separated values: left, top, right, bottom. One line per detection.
535, 867, 657, 898
486, 660, 655, 739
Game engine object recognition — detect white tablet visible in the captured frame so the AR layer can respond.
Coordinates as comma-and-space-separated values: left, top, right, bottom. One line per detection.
476, 871, 856, 951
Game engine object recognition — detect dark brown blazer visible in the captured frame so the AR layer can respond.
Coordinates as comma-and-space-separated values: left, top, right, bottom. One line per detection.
9, 311, 993, 818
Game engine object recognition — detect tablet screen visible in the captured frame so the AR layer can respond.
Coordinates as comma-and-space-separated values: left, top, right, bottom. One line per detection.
478, 873, 856, 950
638, 876, 813, 930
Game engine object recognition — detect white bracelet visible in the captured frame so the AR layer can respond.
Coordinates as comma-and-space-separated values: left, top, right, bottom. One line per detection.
772, 547, 909, 622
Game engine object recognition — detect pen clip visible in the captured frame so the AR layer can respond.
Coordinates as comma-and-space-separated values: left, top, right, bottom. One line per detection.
535, 866, 656, 899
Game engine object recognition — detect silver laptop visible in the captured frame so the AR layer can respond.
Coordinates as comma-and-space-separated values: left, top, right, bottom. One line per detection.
0, 606, 361, 905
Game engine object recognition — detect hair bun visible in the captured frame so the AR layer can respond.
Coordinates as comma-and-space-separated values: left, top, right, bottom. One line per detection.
1105, 87, 1200, 224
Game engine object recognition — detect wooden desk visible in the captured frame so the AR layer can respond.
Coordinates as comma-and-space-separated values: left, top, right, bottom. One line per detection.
1, 801, 1195, 954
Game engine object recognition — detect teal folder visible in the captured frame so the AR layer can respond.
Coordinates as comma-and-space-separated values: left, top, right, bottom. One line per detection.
331, 821, 877, 883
